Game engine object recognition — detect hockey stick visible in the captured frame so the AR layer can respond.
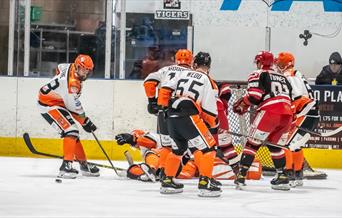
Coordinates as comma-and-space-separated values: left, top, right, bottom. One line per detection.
23, 133, 126, 171
124, 150, 134, 166
297, 125, 342, 137
227, 131, 289, 150
91, 131, 120, 176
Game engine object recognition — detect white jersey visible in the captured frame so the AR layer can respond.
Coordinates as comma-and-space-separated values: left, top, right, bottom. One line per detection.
284, 70, 311, 100
38, 63, 85, 116
143, 64, 189, 98
161, 69, 218, 127
283, 69, 317, 117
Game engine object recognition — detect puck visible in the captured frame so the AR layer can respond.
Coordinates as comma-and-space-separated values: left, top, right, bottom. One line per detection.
55, 178, 62, 183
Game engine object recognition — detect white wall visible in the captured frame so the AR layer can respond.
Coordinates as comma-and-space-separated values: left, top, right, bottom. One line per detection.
116, 0, 342, 81
191, 0, 342, 80
0, 78, 156, 140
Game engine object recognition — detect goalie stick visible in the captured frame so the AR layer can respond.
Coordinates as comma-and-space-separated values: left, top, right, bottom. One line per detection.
23, 133, 126, 172
124, 150, 134, 166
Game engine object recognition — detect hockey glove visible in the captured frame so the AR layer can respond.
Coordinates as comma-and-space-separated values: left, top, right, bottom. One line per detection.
115, 133, 136, 146
147, 98, 159, 115
233, 97, 250, 115
82, 117, 97, 133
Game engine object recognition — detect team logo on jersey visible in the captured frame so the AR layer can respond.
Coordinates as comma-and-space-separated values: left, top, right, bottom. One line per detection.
220, 0, 342, 12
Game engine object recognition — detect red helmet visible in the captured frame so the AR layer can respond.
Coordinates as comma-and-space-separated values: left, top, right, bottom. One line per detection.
175, 49, 193, 66
275, 52, 295, 71
74, 54, 94, 71
254, 51, 274, 70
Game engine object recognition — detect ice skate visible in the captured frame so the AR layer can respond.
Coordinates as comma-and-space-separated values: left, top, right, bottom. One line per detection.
234, 173, 246, 190
271, 171, 291, 191
210, 178, 222, 187
286, 169, 296, 187
58, 160, 78, 179
160, 176, 184, 194
294, 170, 304, 187
198, 176, 221, 197
79, 161, 100, 177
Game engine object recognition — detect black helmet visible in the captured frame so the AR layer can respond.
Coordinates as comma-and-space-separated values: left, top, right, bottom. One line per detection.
194, 52, 211, 68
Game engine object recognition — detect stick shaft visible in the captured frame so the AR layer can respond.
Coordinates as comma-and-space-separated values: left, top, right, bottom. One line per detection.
91, 131, 119, 176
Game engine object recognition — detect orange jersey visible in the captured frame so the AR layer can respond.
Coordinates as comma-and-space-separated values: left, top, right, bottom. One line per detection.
132, 130, 176, 155
38, 63, 86, 123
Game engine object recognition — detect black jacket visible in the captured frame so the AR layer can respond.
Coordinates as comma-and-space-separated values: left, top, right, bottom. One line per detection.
315, 65, 342, 85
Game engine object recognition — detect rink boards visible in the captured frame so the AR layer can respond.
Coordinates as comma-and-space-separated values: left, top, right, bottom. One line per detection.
0, 77, 341, 168
1, 136, 342, 169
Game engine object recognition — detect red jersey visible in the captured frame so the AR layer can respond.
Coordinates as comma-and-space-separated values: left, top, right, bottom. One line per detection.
245, 69, 293, 115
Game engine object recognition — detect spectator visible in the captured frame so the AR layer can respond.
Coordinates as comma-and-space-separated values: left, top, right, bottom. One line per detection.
316, 52, 342, 85
159, 49, 176, 68
128, 46, 161, 79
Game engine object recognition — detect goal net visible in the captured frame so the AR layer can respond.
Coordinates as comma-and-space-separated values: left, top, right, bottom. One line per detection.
226, 82, 327, 179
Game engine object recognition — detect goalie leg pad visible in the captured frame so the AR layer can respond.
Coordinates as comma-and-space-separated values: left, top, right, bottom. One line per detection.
144, 150, 159, 171
127, 164, 156, 182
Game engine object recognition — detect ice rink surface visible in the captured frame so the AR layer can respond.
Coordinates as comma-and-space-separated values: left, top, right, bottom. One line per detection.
0, 157, 341, 218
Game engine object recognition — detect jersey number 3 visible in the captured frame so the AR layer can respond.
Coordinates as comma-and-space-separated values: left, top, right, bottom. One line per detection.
40, 78, 60, 94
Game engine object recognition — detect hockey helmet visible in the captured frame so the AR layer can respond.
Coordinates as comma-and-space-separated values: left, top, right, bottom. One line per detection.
194, 52, 212, 68
74, 54, 94, 81
254, 51, 274, 70
175, 49, 193, 66
75, 54, 94, 71
275, 52, 295, 72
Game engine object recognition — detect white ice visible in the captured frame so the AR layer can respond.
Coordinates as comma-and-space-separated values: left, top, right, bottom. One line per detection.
0, 157, 341, 218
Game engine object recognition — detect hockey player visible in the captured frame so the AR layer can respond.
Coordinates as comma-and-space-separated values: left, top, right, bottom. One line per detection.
157, 53, 221, 197
275, 52, 319, 187
38, 54, 99, 179
143, 49, 193, 178
115, 128, 261, 182
115, 130, 197, 182
192, 52, 241, 175
233, 51, 294, 190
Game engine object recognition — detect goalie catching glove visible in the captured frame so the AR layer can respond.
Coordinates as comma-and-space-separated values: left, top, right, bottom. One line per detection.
233, 97, 250, 115
115, 133, 136, 146
82, 117, 97, 133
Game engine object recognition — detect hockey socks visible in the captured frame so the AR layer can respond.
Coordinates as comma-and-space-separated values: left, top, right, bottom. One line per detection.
198, 150, 216, 178
75, 140, 87, 161
63, 136, 77, 161
165, 153, 182, 177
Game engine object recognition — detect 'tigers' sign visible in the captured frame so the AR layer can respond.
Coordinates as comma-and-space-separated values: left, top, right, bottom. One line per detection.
155, 10, 189, 20
155, 0, 190, 20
